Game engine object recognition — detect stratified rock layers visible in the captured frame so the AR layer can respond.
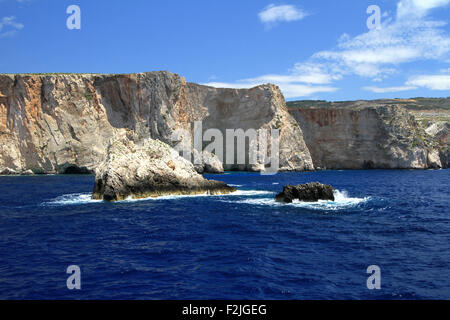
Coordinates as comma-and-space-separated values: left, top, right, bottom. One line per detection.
0, 72, 313, 174
289, 104, 442, 169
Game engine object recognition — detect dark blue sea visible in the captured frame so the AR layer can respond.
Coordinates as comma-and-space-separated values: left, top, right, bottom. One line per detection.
0, 170, 449, 300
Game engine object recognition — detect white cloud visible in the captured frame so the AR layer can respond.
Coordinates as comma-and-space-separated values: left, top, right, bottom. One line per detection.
258, 4, 307, 26
299, 0, 450, 83
363, 86, 417, 93
0, 16, 24, 37
242, 63, 342, 85
314, 17, 450, 79
288, 0, 450, 89
203, 61, 341, 98
205, 0, 450, 98
406, 75, 450, 90
397, 0, 450, 19
277, 84, 338, 98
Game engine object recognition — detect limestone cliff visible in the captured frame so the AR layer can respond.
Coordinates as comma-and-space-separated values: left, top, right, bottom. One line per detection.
425, 121, 449, 168
177, 83, 313, 171
0, 72, 313, 174
289, 103, 442, 170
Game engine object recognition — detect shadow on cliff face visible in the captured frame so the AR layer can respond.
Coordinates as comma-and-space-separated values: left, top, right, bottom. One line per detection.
363, 160, 375, 170
93, 73, 181, 143
94, 76, 137, 130
200, 87, 270, 131
195, 86, 274, 170
440, 149, 450, 169
61, 165, 93, 175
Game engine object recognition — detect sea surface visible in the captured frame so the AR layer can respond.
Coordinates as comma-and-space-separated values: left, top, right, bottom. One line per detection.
0, 170, 449, 300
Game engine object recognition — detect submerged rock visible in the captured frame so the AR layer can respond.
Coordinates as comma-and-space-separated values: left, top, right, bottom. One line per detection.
275, 182, 335, 203
92, 136, 235, 201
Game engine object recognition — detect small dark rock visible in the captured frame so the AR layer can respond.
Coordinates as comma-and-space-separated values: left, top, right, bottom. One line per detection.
275, 182, 335, 203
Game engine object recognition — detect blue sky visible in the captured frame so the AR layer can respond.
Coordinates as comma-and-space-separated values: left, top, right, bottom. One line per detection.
1, 0, 449, 101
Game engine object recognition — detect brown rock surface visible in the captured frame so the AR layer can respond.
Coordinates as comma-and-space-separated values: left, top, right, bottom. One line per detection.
0, 72, 313, 174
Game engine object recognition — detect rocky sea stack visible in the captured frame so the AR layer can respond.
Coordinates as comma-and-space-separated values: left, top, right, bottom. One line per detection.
92, 135, 236, 201
275, 182, 335, 203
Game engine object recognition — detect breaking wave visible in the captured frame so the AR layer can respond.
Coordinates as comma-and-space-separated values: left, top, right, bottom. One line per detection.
41, 188, 368, 211
220, 190, 370, 211
40, 189, 274, 206
118, 190, 272, 203
41, 193, 101, 206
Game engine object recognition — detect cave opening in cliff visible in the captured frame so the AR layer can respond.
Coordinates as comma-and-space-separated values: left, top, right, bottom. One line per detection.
62, 165, 93, 175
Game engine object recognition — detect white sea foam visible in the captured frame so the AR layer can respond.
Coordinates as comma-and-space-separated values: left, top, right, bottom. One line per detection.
220, 190, 370, 211
290, 190, 370, 210
119, 189, 274, 203
230, 190, 274, 196
41, 189, 366, 211
41, 189, 275, 206
41, 193, 102, 206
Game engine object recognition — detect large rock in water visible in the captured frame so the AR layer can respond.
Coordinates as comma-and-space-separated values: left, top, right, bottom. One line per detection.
275, 182, 335, 203
92, 135, 235, 201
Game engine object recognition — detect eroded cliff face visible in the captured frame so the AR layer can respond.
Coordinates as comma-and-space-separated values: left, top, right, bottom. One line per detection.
176, 83, 313, 171
0, 74, 116, 173
289, 104, 442, 170
425, 121, 449, 168
0, 71, 313, 174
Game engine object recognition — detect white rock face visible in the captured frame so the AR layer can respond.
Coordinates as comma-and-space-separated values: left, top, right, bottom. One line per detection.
0, 167, 34, 175
0, 167, 18, 175
92, 134, 235, 201
177, 83, 314, 171
0, 72, 313, 174
289, 104, 442, 169
192, 150, 224, 174
425, 121, 449, 168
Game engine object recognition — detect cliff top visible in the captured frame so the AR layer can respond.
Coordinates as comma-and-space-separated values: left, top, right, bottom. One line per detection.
287, 98, 450, 111
287, 98, 450, 125
0, 71, 279, 93
0, 71, 174, 76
